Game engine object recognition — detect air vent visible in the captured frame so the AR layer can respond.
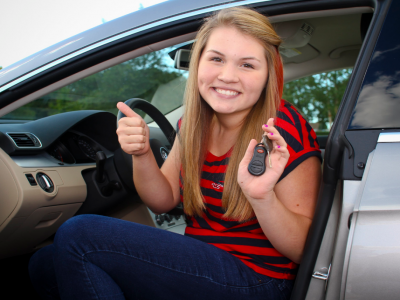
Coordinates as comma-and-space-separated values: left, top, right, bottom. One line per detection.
7, 133, 41, 148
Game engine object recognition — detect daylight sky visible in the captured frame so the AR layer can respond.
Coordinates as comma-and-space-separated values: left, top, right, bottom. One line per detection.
0, 0, 167, 69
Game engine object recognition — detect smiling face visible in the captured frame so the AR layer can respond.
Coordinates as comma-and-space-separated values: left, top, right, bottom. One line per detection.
197, 26, 268, 118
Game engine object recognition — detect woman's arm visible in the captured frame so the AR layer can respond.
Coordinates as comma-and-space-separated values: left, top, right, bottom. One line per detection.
238, 118, 321, 264
132, 136, 182, 214
116, 102, 181, 214
244, 156, 320, 263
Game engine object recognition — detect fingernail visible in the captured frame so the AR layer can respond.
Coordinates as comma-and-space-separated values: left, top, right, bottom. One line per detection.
270, 133, 273, 136
264, 124, 268, 127
277, 145, 280, 148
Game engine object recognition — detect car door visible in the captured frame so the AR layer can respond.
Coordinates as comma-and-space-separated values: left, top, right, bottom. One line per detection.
294, 0, 400, 299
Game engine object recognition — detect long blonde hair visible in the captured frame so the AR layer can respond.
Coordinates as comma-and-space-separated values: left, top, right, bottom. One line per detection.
180, 7, 283, 222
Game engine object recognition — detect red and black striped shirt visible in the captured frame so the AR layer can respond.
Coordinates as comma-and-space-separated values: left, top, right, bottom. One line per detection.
178, 100, 321, 279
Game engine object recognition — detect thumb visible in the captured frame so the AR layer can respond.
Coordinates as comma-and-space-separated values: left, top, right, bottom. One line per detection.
117, 102, 139, 118
241, 139, 258, 166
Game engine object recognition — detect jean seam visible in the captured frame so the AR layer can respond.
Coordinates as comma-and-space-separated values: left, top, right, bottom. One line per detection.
82, 249, 273, 290
45, 285, 59, 297
216, 252, 227, 285
82, 253, 101, 300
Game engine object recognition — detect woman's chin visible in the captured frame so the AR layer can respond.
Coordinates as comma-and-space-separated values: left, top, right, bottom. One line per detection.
212, 107, 236, 115
213, 107, 252, 118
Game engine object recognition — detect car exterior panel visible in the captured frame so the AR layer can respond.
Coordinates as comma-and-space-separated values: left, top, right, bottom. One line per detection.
0, 0, 276, 94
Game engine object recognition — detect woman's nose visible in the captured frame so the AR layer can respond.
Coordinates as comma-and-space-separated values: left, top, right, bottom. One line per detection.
217, 63, 239, 83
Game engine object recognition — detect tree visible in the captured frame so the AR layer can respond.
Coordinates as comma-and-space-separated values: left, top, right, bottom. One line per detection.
282, 69, 352, 130
2, 48, 184, 120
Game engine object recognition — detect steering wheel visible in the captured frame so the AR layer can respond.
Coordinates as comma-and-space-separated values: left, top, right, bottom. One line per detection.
114, 98, 176, 190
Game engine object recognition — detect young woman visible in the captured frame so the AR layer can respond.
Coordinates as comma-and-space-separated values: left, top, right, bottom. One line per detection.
29, 7, 321, 300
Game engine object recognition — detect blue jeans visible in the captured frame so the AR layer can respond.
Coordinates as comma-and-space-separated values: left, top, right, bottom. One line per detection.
29, 215, 293, 300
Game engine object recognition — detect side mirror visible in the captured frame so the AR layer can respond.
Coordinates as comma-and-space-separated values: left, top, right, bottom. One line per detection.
174, 49, 190, 71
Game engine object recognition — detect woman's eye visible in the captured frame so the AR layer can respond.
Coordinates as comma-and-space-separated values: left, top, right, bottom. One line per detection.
243, 63, 254, 69
211, 57, 222, 62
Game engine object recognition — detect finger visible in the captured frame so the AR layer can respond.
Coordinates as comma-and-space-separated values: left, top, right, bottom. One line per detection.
117, 102, 140, 118
118, 126, 145, 135
262, 123, 287, 148
119, 117, 145, 128
262, 119, 277, 134
240, 139, 258, 166
120, 134, 147, 144
274, 144, 290, 160
122, 143, 146, 153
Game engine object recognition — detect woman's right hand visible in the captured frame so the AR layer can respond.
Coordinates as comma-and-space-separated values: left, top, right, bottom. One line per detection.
116, 102, 150, 156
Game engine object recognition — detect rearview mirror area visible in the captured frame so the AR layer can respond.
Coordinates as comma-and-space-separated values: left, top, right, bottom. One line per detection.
174, 49, 191, 71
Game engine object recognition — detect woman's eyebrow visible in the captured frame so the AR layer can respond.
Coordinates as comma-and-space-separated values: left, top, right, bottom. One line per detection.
241, 56, 261, 62
206, 49, 225, 56
206, 50, 261, 62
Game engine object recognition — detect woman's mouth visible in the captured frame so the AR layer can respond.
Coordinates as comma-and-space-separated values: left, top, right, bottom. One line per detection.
214, 88, 239, 96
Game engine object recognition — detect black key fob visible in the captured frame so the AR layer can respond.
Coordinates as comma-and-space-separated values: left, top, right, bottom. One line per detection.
248, 143, 267, 176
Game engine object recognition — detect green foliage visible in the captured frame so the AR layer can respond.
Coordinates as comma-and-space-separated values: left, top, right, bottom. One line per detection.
2, 52, 351, 126
282, 69, 352, 130
2, 49, 184, 120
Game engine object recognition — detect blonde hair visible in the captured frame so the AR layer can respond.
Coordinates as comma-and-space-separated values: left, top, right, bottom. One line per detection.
180, 6, 283, 222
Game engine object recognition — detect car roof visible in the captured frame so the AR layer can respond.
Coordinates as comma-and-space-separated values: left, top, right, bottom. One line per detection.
0, 0, 279, 93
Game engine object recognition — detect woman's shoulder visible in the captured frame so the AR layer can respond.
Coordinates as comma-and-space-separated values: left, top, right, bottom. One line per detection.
277, 99, 307, 125
276, 99, 322, 181
276, 99, 318, 147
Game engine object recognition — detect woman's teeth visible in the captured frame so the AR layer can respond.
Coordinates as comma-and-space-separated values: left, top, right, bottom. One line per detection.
215, 88, 239, 96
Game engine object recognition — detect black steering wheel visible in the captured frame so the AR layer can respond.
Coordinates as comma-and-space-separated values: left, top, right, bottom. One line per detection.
114, 98, 176, 190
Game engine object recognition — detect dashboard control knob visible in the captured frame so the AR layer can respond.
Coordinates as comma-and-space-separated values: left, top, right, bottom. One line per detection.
36, 173, 54, 193
164, 214, 172, 222
155, 215, 164, 226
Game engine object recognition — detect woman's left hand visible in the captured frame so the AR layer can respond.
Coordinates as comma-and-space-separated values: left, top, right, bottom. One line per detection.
238, 118, 290, 201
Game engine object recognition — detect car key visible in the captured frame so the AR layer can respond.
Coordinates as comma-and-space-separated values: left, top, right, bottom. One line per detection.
262, 134, 272, 169
248, 134, 272, 176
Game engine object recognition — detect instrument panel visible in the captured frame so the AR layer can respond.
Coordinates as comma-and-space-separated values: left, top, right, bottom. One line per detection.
47, 131, 103, 164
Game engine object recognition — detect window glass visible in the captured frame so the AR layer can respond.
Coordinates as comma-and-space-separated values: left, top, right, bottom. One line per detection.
1, 45, 188, 122
282, 68, 352, 135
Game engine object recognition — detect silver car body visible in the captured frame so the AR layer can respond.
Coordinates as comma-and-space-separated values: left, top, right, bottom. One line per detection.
0, 0, 399, 299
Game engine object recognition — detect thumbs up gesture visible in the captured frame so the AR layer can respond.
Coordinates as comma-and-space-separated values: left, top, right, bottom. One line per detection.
116, 102, 150, 156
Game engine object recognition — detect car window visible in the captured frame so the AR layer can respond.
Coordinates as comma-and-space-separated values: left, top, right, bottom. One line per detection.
1, 44, 189, 122
282, 68, 352, 136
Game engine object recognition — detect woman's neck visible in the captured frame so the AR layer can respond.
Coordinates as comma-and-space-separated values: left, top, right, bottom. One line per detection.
208, 111, 247, 156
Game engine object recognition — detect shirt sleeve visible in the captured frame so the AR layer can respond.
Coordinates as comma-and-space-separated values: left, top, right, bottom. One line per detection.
276, 100, 322, 182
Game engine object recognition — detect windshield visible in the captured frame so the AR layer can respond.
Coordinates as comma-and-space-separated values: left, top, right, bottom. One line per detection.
1, 45, 188, 122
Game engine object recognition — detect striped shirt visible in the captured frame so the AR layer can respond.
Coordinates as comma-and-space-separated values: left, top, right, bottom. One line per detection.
178, 100, 321, 279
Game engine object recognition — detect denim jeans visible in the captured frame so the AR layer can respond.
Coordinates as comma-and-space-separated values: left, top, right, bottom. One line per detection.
29, 215, 293, 300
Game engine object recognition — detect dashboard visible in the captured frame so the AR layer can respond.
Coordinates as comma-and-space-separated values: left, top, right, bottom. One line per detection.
0, 111, 119, 167
48, 132, 102, 164
0, 110, 182, 260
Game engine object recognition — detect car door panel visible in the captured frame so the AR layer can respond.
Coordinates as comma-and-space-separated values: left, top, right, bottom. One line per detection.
305, 181, 342, 300
325, 180, 361, 300
343, 138, 400, 300
0, 157, 19, 227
